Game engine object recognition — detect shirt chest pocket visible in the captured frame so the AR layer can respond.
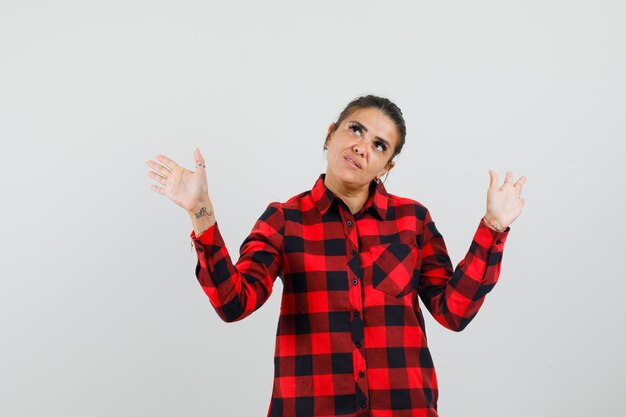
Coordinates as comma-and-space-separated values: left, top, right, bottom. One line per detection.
366, 242, 421, 298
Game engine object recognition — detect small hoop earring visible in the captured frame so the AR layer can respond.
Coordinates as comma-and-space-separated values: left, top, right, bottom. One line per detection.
374, 177, 380, 184
323, 144, 328, 150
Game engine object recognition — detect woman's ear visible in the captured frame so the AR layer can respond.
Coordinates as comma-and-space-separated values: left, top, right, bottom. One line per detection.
378, 160, 395, 178
324, 122, 336, 148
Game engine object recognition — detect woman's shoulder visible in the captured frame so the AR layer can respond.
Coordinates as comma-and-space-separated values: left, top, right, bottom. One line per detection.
386, 192, 429, 214
256, 189, 312, 217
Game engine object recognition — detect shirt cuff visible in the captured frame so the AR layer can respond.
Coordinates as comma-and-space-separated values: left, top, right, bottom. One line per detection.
190, 222, 224, 257
477, 217, 510, 249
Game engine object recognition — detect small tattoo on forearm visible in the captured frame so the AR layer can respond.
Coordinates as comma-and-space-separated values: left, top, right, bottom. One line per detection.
194, 207, 213, 219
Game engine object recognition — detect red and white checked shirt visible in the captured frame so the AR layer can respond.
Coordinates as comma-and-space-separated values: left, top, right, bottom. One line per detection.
190, 173, 510, 417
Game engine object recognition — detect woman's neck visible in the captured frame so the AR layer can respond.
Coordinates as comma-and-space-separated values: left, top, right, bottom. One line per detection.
323, 172, 370, 215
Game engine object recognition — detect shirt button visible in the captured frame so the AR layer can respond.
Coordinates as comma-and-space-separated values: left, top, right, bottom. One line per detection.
347, 220, 353, 227
496, 239, 502, 245
360, 401, 367, 409
355, 342, 361, 348
359, 371, 365, 378
352, 249, 358, 256
353, 311, 360, 317
352, 279, 358, 286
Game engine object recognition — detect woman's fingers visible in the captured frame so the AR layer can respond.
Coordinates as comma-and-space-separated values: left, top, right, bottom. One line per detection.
148, 171, 167, 185
194, 147, 206, 169
194, 147, 204, 163
490, 170, 527, 193
514, 176, 527, 193
488, 170, 499, 190
146, 160, 170, 178
503, 170, 513, 185
156, 154, 178, 171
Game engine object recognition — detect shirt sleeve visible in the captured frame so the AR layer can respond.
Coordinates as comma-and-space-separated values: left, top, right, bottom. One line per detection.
190, 202, 285, 323
417, 208, 510, 332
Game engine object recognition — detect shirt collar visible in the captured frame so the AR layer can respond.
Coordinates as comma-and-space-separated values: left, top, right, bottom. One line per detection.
311, 173, 389, 220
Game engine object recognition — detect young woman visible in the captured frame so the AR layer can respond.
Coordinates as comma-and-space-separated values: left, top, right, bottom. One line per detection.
146, 95, 527, 417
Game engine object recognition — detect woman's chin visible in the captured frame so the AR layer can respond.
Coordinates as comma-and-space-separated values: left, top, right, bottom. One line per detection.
328, 167, 368, 188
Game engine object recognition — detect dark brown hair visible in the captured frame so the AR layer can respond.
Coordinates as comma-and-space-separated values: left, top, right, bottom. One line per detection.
324, 94, 406, 165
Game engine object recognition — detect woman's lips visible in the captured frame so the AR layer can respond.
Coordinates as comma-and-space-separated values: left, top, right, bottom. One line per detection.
344, 156, 360, 169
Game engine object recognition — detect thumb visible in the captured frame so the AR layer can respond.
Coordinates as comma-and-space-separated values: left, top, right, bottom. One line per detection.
194, 147, 205, 167
488, 169, 498, 190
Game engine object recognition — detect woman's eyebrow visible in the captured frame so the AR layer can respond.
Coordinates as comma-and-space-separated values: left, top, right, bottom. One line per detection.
348, 120, 391, 149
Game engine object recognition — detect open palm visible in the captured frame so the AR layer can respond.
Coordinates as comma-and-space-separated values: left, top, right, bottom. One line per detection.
146, 148, 209, 212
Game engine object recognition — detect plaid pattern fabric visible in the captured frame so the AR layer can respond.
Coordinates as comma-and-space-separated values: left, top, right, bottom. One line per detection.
191, 173, 510, 417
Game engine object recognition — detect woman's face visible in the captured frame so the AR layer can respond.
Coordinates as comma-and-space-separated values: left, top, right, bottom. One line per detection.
325, 107, 398, 188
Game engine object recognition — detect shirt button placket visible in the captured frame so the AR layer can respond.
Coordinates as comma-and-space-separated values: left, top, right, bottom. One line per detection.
345, 214, 368, 414
349, 249, 360, 287
351, 307, 364, 352
355, 385, 369, 415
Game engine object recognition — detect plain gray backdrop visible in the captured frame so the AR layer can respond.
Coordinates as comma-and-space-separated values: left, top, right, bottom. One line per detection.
1, 0, 624, 416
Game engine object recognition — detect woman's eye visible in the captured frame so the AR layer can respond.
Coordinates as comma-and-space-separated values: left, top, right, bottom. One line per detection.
374, 141, 388, 152
348, 124, 362, 136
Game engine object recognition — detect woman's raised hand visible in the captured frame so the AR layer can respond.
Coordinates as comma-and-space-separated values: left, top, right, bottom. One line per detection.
484, 170, 527, 231
147, 147, 210, 212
